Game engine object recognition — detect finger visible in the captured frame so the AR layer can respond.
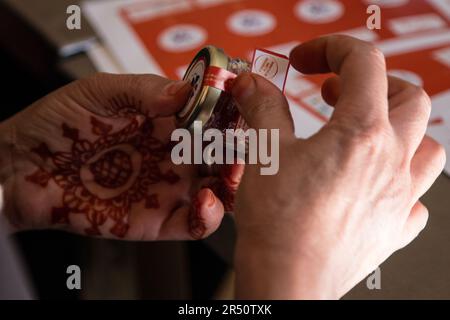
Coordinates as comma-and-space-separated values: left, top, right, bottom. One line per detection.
75, 73, 191, 117
158, 188, 224, 240
386, 76, 415, 104
321, 76, 340, 106
390, 85, 432, 154
290, 35, 388, 125
221, 163, 244, 194
207, 163, 245, 213
231, 73, 295, 141
410, 136, 446, 200
321, 75, 414, 108
397, 201, 429, 249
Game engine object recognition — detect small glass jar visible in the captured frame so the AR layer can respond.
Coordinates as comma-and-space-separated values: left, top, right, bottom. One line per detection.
176, 46, 250, 133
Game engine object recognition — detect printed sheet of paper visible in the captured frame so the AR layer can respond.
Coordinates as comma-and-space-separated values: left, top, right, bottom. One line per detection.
84, 0, 450, 175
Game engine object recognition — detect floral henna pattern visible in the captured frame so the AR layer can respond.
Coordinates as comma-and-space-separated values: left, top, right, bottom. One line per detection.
25, 106, 180, 238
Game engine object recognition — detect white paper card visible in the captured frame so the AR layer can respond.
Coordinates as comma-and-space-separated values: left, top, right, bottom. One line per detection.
251, 49, 290, 92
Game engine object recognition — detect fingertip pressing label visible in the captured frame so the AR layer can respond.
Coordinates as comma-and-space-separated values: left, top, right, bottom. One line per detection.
251, 48, 290, 92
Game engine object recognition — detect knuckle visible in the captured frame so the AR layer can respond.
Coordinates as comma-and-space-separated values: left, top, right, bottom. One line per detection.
245, 95, 280, 122
422, 207, 430, 226
126, 75, 145, 94
418, 137, 447, 171
331, 119, 387, 154
242, 103, 261, 123
71, 73, 109, 102
406, 86, 432, 117
355, 126, 385, 154
417, 203, 429, 230
432, 141, 447, 167
421, 204, 430, 217
362, 121, 386, 138
362, 44, 386, 67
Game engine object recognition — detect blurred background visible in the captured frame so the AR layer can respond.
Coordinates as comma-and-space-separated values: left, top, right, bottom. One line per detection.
0, 0, 449, 299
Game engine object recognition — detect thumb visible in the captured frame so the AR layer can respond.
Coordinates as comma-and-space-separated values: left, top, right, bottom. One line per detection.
231, 73, 294, 140
71, 73, 191, 117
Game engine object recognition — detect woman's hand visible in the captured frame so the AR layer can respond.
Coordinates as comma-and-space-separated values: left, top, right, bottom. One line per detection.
0, 73, 240, 240
232, 36, 446, 299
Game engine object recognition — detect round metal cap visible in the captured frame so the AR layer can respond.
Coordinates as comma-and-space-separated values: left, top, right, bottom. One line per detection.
176, 46, 229, 130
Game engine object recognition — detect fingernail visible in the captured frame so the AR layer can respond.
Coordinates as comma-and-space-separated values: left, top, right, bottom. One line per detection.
221, 165, 239, 191
231, 73, 256, 103
164, 80, 190, 96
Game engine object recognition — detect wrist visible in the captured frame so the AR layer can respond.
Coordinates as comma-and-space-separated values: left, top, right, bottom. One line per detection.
234, 234, 340, 300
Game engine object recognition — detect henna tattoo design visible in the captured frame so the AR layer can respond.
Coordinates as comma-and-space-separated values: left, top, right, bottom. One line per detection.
26, 98, 181, 238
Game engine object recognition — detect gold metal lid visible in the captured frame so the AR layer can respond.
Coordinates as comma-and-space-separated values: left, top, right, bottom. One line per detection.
176, 46, 229, 130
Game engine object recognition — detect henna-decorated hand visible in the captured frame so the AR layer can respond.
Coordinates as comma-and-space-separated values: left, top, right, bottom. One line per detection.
0, 73, 240, 240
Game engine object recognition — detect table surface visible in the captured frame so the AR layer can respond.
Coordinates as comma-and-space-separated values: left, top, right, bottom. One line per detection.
5, 0, 450, 299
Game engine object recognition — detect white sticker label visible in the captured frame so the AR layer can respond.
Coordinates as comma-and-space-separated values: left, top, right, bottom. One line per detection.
158, 24, 207, 52
227, 9, 276, 36
251, 49, 290, 92
295, 0, 344, 24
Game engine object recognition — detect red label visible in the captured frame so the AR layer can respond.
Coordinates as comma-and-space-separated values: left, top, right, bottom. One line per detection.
204, 66, 237, 92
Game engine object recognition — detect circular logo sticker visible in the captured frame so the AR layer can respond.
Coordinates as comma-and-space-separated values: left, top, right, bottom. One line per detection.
178, 58, 205, 118
158, 24, 207, 52
388, 69, 423, 87
295, 0, 344, 24
254, 55, 279, 79
363, 0, 409, 8
227, 9, 276, 36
